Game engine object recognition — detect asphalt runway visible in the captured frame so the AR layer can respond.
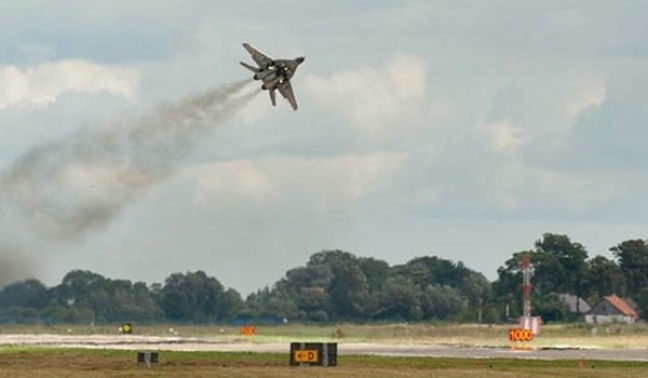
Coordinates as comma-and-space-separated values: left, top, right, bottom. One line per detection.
1, 334, 648, 361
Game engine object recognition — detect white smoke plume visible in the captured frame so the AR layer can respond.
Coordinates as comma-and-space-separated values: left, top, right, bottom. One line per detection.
0, 245, 35, 287
0, 80, 258, 244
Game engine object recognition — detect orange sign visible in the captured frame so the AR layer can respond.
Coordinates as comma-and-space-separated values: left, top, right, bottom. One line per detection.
294, 349, 319, 363
240, 325, 257, 336
509, 328, 533, 342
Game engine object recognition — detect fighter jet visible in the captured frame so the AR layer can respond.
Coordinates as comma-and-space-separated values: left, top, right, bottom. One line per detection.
240, 42, 305, 110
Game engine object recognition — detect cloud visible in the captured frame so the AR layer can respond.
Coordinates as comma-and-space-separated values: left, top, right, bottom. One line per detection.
479, 119, 526, 155
302, 54, 426, 138
0, 60, 140, 110
363, 1, 435, 29
493, 161, 615, 213
185, 160, 275, 201
185, 151, 409, 210
551, 68, 648, 171
565, 76, 607, 117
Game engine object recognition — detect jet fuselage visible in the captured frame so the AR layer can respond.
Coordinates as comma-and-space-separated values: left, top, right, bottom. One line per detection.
255, 58, 304, 90
240, 42, 304, 110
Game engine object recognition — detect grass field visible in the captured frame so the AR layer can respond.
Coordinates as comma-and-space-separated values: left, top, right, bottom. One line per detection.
2, 322, 648, 349
2, 324, 648, 377
1, 348, 648, 378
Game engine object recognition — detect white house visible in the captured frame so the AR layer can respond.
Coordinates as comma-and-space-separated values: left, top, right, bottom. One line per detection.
585, 295, 638, 324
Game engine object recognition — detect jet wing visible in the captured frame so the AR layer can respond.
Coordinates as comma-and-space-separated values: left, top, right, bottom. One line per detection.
242, 43, 273, 68
277, 80, 298, 110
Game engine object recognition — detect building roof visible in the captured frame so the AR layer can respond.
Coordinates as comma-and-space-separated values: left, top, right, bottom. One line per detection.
605, 295, 638, 317
623, 297, 639, 311
558, 294, 591, 313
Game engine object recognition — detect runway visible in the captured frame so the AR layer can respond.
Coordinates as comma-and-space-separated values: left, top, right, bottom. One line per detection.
1, 334, 648, 361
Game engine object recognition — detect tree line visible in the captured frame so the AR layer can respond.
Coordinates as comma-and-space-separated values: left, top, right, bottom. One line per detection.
1, 233, 647, 324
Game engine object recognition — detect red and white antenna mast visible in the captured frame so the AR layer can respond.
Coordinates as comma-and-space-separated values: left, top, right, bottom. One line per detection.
521, 254, 532, 320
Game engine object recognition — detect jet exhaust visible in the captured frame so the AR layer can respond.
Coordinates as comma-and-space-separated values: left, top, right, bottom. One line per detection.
0, 245, 34, 288
0, 80, 258, 250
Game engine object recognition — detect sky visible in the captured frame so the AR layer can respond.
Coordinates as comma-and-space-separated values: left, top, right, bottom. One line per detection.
1, 1, 647, 294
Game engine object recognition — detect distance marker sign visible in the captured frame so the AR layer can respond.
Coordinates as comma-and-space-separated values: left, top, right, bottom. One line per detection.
294, 349, 318, 363
509, 328, 534, 342
289, 342, 337, 367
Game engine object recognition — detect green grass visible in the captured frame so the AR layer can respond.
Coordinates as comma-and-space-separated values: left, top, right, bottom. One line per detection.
3, 323, 648, 377
0, 348, 647, 378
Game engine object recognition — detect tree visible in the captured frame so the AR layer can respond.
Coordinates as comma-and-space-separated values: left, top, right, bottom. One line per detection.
531, 251, 567, 295
0, 279, 50, 310
533, 293, 568, 323
400, 256, 470, 289
221, 288, 244, 320
242, 286, 298, 320
49, 271, 165, 323
159, 271, 230, 323
584, 255, 626, 301
356, 257, 389, 318
421, 285, 464, 320
56, 270, 106, 304
278, 260, 334, 320
494, 234, 589, 317
295, 287, 329, 321
357, 257, 390, 290
282, 265, 332, 293
53, 270, 108, 322
459, 271, 492, 311
288, 250, 372, 321
327, 262, 369, 321
534, 233, 588, 298
491, 251, 529, 318
611, 239, 648, 297
307, 250, 356, 268
375, 276, 423, 321
131, 281, 165, 322
635, 286, 648, 320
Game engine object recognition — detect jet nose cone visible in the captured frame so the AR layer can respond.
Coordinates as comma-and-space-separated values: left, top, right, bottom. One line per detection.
296, 57, 305, 64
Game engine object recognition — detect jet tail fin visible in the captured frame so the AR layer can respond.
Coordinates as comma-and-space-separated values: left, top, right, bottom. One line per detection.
240, 61, 258, 72
269, 89, 276, 106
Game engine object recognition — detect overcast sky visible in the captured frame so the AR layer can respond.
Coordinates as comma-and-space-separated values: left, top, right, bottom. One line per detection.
1, 1, 647, 294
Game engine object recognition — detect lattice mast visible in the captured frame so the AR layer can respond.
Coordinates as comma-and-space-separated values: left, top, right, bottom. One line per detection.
521, 254, 532, 319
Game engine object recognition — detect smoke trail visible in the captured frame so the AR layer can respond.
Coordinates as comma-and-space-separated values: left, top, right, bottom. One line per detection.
0, 245, 35, 287
0, 80, 258, 241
